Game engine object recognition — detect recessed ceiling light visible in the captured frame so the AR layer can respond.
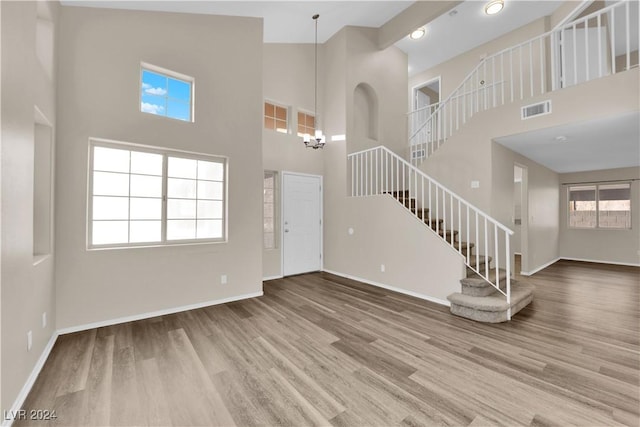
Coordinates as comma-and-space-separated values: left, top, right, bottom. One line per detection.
409, 27, 426, 40
485, 0, 504, 15
554, 135, 568, 142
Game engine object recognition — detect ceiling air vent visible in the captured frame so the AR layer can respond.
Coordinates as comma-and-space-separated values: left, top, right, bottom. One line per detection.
521, 100, 551, 120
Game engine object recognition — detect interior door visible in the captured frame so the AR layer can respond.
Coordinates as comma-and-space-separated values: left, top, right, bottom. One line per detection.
282, 173, 322, 276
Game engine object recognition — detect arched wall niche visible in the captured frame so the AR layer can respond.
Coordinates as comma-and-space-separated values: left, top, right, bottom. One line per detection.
353, 82, 379, 141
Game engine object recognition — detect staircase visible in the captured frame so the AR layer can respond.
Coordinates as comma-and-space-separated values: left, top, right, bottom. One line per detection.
408, 0, 639, 164
349, 146, 531, 322
387, 190, 533, 323
348, 1, 638, 322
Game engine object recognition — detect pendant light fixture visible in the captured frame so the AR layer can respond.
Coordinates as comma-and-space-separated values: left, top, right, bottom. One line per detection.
303, 14, 325, 149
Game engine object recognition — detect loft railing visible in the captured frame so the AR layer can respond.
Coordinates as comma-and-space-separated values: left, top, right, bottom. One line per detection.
409, 0, 639, 164
348, 145, 514, 317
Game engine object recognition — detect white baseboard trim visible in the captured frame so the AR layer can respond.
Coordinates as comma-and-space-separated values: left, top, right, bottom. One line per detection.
57, 291, 264, 336
520, 257, 561, 276
262, 275, 283, 281
559, 257, 640, 268
3, 332, 59, 427
323, 269, 451, 307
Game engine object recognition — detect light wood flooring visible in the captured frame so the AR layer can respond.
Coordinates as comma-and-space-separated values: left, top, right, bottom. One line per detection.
18, 260, 640, 426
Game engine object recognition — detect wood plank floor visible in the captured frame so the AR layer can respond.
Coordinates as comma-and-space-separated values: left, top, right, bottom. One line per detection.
17, 260, 640, 426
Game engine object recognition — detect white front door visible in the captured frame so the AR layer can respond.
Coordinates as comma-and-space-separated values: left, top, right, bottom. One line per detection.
282, 173, 322, 276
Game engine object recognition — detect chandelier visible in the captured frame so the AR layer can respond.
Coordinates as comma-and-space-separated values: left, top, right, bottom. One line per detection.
303, 14, 326, 149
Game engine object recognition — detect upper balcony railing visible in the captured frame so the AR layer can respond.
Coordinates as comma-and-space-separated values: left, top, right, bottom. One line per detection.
409, 0, 639, 164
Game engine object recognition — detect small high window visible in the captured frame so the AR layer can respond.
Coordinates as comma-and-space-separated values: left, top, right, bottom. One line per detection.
264, 102, 288, 133
568, 182, 631, 229
140, 63, 193, 122
297, 111, 315, 137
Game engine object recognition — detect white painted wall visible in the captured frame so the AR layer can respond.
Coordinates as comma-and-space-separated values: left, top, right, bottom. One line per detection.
559, 167, 640, 265
1, 0, 58, 414
55, 7, 264, 330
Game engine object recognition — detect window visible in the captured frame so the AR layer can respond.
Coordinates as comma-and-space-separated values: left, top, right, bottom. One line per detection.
263, 171, 277, 249
264, 102, 288, 133
568, 182, 631, 229
297, 111, 315, 137
89, 139, 226, 248
140, 63, 193, 122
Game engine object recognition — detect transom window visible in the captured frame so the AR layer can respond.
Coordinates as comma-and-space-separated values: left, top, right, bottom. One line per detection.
568, 182, 631, 229
89, 139, 226, 248
140, 63, 193, 122
297, 111, 315, 138
264, 102, 288, 133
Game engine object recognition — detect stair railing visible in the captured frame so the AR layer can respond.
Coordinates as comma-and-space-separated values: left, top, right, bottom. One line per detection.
410, 0, 639, 164
349, 145, 514, 313
407, 101, 440, 140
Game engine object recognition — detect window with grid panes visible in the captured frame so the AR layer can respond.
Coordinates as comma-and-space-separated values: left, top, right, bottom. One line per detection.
140, 64, 193, 122
297, 111, 315, 137
263, 171, 277, 249
89, 139, 226, 248
264, 102, 288, 133
568, 182, 631, 229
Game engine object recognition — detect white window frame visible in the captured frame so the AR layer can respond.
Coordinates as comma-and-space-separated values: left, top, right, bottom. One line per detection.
140, 62, 195, 123
87, 138, 228, 250
264, 100, 290, 134
296, 109, 316, 138
567, 181, 632, 230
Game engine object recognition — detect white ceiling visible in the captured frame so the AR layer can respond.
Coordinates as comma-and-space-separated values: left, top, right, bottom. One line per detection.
494, 112, 640, 174
60, 1, 414, 43
395, 0, 565, 75
61, 1, 573, 76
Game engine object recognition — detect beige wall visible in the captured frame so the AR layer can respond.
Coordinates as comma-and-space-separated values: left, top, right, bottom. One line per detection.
559, 167, 640, 265
261, 44, 325, 278
323, 142, 464, 302
491, 143, 560, 275
1, 0, 59, 414
346, 26, 408, 155
322, 26, 464, 302
55, 7, 264, 329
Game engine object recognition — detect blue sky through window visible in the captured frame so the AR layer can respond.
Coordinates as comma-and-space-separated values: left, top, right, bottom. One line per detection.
141, 68, 192, 121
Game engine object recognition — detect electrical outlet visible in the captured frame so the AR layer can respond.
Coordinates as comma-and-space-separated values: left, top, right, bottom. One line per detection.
380, 264, 385, 272
221, 274, 227, 285
42, 312, 47, 328
348, 227, 354, 235
471, 180, 480, 188
27, 331, 33, 351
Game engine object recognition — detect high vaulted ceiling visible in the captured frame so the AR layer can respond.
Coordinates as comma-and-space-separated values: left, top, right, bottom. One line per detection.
395, 0, 564, 75
61, 1, 569, 75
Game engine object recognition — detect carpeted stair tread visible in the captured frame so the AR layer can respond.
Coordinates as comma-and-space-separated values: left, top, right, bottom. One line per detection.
467, 255, 492, 270
447, 282, 534, 313
452, 241, 475, 251
463, 269, 508, 286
